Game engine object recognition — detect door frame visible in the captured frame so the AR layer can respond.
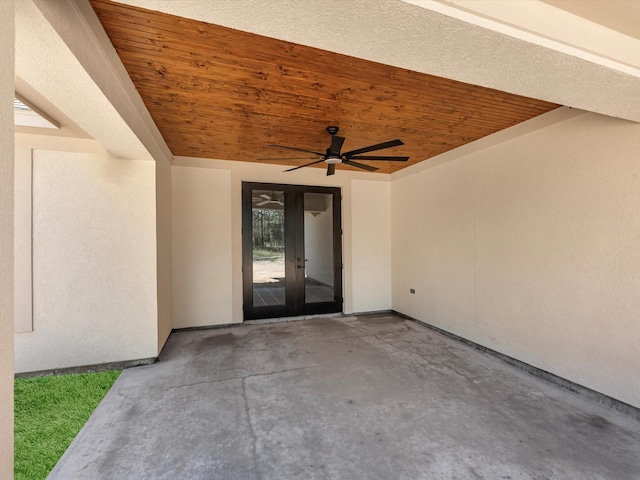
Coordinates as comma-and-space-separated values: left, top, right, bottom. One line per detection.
242, 182, 343, 320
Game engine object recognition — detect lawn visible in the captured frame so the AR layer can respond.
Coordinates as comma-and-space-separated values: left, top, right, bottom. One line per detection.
253, 248, 284, 261
14, 370, 120, 480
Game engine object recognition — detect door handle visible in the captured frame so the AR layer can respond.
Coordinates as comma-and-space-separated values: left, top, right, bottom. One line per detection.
297, 265, 305, 269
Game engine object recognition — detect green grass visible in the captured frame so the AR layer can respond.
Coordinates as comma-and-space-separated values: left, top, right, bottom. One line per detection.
253, 248, 284, 261
14, 370, 121, 480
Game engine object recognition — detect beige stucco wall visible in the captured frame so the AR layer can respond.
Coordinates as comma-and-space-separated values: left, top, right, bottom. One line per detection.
156, 154, 173, 350
14, 148, 159, 373
0, 0, 15, 475
171, 160, 392, 326
14, 143, 33, 333
14, 0, 174, 357
172, 167, 233, 328
391, 110, 640, 408
351, 179, 392, 313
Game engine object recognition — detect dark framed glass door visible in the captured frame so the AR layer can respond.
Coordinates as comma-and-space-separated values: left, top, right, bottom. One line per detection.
242, 182, 343, 320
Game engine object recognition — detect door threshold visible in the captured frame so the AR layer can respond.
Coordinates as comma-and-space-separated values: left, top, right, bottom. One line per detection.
244, 312, 343, 325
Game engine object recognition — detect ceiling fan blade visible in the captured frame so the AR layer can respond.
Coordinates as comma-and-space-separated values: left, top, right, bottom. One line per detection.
268, 144, 325, 156
342, 139, 404, 156
283, 159, 326, 172
256, 200, 270, 206
330, 135, 345, 154
348, 155, 410, 161
343, 159, 379, 172
259, 193, 271, 200
326, 163, 336, 176
257, 156, 319, 161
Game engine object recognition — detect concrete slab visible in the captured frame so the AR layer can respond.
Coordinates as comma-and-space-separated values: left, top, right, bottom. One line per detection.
49, 314, 640, 479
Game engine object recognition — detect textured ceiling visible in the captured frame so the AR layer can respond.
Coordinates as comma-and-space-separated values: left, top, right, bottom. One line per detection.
91, 0, 559, 173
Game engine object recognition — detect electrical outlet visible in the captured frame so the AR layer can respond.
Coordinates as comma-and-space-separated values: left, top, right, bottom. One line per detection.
410, 288, 415, 294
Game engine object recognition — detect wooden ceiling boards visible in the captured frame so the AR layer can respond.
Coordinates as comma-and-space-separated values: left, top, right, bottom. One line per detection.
91, 0, 560, 174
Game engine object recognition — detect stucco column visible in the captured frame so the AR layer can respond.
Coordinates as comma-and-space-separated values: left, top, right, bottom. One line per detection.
0, 0, 16, 477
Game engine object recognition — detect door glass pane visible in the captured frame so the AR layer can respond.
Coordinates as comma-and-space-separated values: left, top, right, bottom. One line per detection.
304, 193, 334, 303
252, 190, 285, 307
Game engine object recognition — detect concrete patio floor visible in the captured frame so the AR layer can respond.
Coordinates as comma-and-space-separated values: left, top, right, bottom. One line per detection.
49, 314, 640, 479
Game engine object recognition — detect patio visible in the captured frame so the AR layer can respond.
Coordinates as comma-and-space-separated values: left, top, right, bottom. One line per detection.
49, 314, 640, 479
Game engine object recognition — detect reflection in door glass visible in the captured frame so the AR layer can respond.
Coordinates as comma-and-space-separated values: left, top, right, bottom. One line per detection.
252, 190, 285, 306
304, 193, 334, 303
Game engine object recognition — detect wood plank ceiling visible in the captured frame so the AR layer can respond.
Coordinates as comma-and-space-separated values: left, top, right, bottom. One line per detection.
91, 0, 560, 174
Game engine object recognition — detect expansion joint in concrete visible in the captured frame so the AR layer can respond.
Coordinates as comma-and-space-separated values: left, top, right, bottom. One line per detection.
163, 365, 322, 394
241, 376, 262, 480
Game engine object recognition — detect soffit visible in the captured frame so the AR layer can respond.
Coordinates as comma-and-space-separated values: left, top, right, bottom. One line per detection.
541, 0, 640, 40
14, 0, 153, 160
90, 0, 558, 174
15, 77, 92, 139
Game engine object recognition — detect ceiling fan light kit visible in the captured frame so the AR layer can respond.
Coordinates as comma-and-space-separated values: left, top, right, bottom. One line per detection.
259, 126, 410, 176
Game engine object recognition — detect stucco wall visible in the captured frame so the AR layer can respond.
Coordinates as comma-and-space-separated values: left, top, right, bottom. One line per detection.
391, 110, 640, 408
156, 154, 173, 350
351, 180, 392, 313
172, 167, 233, 328
14, 143, 33, 333
0, 0, 15, 475
171, 160, 392, 326
14, 149, 159, 373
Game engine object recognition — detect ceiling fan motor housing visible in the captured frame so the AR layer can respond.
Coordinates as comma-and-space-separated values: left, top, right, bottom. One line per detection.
264, 126, 408, 175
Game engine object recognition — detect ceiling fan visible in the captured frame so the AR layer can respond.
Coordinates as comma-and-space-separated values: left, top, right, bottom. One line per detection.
259, 126, 409, 176
252, 192, 284, 207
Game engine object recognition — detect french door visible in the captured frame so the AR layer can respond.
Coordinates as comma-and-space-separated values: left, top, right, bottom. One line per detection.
242, 182, 343, 320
